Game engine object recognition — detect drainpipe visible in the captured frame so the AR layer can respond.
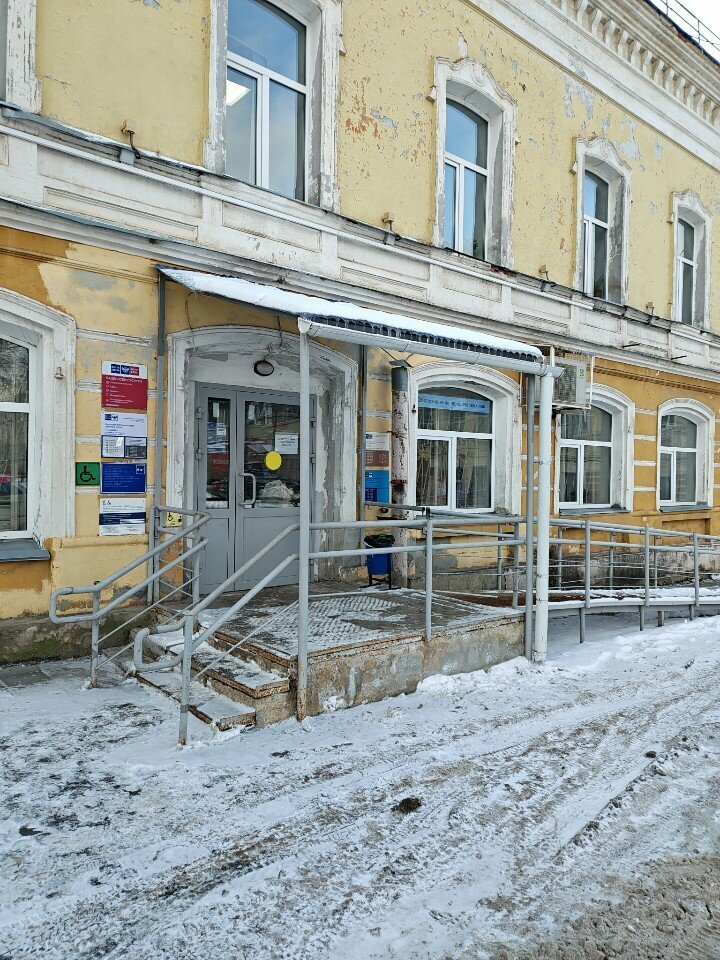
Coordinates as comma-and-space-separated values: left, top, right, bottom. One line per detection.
532, 369, 556, 662
524, 374, 536, 658
358, 346, 368, 552
296, 326, 311, 720
391, 360, 411, 587
152, 271, 166, 603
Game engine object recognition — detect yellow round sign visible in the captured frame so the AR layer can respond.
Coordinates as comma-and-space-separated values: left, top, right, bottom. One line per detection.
265, 451, 282, 471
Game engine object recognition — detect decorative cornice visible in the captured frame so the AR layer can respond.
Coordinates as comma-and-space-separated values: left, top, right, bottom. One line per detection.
548, 0, 720, 131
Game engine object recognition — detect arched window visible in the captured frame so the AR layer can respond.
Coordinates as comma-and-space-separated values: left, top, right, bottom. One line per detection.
657, 401, 714, 508
559, 406, 613, 508
416, 385, 494, 511
582, 171, 610, 300
672, 193, 711, 328
226, 0, 307, 199
443, 101, 489, 260
0, 334, 31, 536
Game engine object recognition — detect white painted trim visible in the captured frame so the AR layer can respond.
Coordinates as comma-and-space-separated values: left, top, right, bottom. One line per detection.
657, 397, 715, 508
407, 362, 521, 515
5, 0, 41, 112
166, 323, 356, 528
205, 0, 341, 211
0, 287, 75, 542
432, 58, 516, 268
573, 137, 631, 303
671, 189, 712, 329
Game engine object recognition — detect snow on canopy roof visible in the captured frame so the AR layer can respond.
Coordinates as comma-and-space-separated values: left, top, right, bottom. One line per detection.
160, 268, 543, 364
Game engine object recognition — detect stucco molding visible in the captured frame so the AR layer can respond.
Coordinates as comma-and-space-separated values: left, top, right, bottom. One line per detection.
407, 361, 521, 515
5, 0, 41, 111
656, 396, 715, 508
0, 286, 75, 542
670, 189, 712, 329
572, 136, 632, 304
432, 57, 517, 269
204, 0, 342, 212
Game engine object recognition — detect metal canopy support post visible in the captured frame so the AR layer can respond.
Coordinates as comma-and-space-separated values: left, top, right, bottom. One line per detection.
524, 374, 536, 659
153, 273, 166, 605
532, 371, 554, 662
391, 361, 411, 587
297, 325, 311, 721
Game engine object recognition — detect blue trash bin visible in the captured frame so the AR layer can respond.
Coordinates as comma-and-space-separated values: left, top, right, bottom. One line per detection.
365, 533, 394, 585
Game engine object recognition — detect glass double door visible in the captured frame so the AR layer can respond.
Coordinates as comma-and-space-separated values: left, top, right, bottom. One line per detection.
196, 386, 313, 593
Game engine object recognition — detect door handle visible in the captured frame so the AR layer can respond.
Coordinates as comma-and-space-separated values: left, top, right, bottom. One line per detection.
240, 472, 257, 506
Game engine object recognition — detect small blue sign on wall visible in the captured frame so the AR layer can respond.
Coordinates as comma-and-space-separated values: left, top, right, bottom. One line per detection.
101, 462, 147, 494
365, 469, 390, 504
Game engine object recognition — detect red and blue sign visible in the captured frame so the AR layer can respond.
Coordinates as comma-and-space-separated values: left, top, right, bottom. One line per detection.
101, 361, 148, 410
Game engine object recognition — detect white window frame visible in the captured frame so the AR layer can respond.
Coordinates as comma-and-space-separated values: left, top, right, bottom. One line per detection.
416, 399, 495, 513
554, 386, 635, 515
582, 171, 610, 300
206, 0, 341, 211
657, 399, 714, 509
558, 408, 613, 510
444, 101, 490, 260
0, 330, 34, 539
409, 363, 521, 516
573, 138, 631, 304
433, 58, 517, 269
226, 1, 308, 198
671, 191, 712, 329
0, 290, 75, 544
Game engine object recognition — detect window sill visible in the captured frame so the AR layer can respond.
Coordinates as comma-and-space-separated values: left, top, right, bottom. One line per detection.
558, 506, 629, 517
0, 539, 50, 562
658, 503, 710, 514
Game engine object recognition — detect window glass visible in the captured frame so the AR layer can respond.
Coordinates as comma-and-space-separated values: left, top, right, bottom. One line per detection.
228, 0, 305, 83
675, 451, 697, 503
456, 437, 491, 509
226, 68, 257, 184
446, 102, 488, 168
245, 400, 301, 506
583, 444, 611, 505
0, 412, 28, 532
559, 446, 578, 503
561, 407, 612, 442
0, 338, 29, 404
462, 169, 486, 259
416, 438, 449, 506
592, 222, 608, 299
661, 415, 697, 448
418, 387, 492, 434
584, 171, 609, 222
659, 452, 672, 502
681, 260, 694, 325
268, 81, 305, 199
443, 163, 456, 249
679, 219, 695, 260
206, 398, 231, 509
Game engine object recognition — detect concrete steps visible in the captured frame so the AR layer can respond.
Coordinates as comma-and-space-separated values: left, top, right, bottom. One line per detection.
135, 667, 256, 731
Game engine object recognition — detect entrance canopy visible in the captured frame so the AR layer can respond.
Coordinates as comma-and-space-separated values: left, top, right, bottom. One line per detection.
159, 268, 546, 375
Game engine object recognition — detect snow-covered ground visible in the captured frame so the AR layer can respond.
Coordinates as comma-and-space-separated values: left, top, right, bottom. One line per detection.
1, 613, 719, 959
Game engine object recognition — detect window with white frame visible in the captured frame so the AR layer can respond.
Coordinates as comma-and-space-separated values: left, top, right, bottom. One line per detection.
582, 171, 610, 300
672, 193, 711, 328
416, 386, 494, 511
226, 0, 307, 200
660, 414, 699, 505
0, 334, 32, 537
559, 406, 613, 508
443, 101, 489, 260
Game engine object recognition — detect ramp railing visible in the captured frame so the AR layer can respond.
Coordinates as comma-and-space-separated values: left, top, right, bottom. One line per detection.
49, 506, 209, 685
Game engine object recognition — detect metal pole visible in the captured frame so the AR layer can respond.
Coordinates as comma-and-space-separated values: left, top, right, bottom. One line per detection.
693, 533, 700, 618
296, 328, 311, 721
391, 361, 410, 587
424, 509, 433, 642
584, 519, 591, 612
524, 374, 536, 659
154, 272, 166, 548
358, 345, 368, 553
90, 592, 100, 687
557, 523, 563, 591
147, 504, 156, 604
533, 371, 554, 662
608, 530, 615, 592
512, 522, 520, 608
641, 525, 650, 631
191, 536, 201, 608
178, 615, 193, 746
